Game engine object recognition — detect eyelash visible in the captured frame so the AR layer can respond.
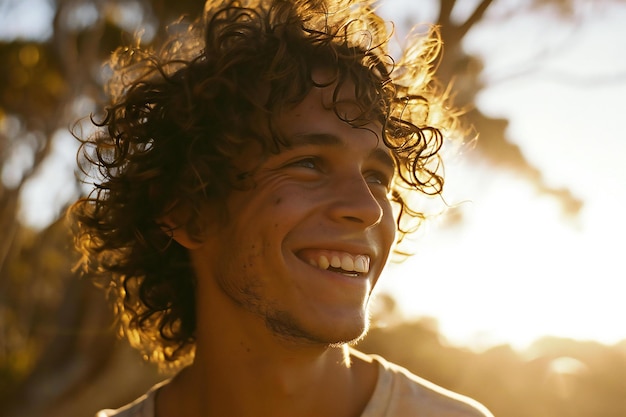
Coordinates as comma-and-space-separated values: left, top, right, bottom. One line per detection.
290, 157, 319, 170
287, 157, 392, 189
366, 171, 392, 188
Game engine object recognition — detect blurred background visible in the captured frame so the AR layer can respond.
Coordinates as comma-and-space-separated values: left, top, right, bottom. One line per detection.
1, 0, 625, 416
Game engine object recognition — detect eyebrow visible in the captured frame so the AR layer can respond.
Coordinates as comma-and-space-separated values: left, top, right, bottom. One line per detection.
288, 133, 396, 171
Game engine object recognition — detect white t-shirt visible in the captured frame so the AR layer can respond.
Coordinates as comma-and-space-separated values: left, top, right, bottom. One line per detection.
96, 353, 493, 417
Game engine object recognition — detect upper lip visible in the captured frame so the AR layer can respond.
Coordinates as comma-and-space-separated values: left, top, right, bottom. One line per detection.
294, 241, 375, 259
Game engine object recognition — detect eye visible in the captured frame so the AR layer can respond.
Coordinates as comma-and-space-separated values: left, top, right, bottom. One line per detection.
280, 156, 326, 180
288, 157, 319, 170
365, 170, 392, 190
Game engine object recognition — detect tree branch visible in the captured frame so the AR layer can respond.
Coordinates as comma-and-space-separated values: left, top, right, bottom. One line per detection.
458, 0, 494, 39
437, 0, 456, 27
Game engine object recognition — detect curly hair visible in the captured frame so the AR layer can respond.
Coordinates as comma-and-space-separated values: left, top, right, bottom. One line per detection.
68, 0, 463, 369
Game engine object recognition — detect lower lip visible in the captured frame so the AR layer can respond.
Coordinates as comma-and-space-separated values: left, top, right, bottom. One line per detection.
291, 255, 373, 306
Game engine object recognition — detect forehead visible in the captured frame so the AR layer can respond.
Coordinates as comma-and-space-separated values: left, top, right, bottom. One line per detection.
275, 70, 384, 139
274, 83, 391, 156
232, 72, 392, 173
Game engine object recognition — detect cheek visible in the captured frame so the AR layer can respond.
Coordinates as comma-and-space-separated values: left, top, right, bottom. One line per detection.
243, 188, 311, 245
381, 203, 398, 244
271, 187, 318, 216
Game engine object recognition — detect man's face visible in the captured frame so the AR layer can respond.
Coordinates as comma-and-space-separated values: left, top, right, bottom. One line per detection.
188, 82, 397, 346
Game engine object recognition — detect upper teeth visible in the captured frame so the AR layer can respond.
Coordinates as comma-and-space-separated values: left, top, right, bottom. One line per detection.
307, 252, 370, 274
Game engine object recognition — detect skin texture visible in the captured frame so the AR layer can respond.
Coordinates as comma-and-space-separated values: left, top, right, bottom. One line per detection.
70, 2, 493, 415
159, 82, 395, 417
69, 0, 454, 369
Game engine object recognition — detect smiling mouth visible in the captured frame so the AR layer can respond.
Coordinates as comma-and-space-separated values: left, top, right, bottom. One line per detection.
299, 250, 371, 277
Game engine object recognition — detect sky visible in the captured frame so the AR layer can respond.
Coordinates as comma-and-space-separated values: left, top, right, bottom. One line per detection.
375, 0, 626, 351
3, 0, 626, 352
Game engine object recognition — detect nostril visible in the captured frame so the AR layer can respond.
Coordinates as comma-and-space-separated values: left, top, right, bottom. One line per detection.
329, 177, 384, 227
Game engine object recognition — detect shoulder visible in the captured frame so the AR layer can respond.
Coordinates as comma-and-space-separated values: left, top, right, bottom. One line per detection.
352, 350, 494, 417
94, 379, 170, 417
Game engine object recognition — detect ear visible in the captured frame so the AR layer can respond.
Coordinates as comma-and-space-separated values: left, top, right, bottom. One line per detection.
157, 202, 204, 250
158, 217, 204, 250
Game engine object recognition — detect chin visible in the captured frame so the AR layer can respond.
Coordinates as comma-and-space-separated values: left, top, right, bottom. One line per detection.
265, 309, 371, 347
327, 316, 372, 346
328, 328, 369, 348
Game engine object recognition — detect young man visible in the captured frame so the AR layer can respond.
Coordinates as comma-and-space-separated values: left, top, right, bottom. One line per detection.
70, 0, 493, 416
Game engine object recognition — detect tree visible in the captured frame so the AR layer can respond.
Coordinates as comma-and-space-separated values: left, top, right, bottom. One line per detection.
0, 0, 622, 416
390, 0, 596, 219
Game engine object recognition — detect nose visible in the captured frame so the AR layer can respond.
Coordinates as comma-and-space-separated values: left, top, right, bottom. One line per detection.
327, 175, 384, 228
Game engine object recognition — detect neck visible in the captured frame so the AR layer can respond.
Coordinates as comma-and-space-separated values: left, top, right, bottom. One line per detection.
161, 339, 363, 417
156, 299, 376, 417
